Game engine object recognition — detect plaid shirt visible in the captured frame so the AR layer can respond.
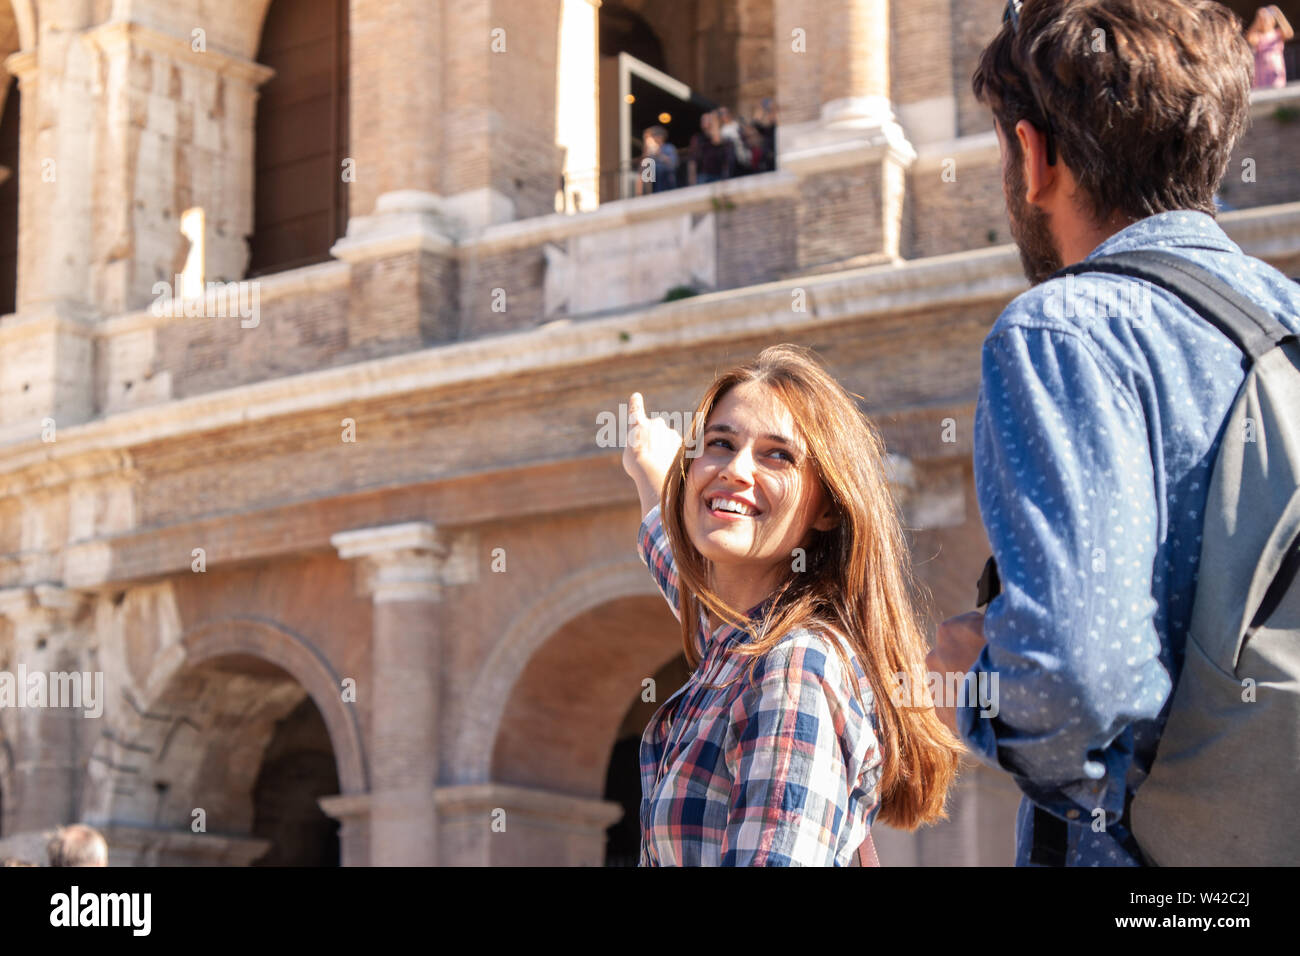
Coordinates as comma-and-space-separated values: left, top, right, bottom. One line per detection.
635, 504, 883, 866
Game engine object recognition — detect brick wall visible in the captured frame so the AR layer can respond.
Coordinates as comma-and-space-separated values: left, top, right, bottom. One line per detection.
906, 152, 1006, 259
1220, 107, 1300, 211
891, 0, 954, 106
950, 0, 1002, 137
796, 164, 884, 269
458, 245, 547, 337
716, 196, 799, 288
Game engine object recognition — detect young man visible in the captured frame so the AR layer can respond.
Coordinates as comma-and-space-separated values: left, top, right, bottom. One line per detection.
929, 0, 1300, 865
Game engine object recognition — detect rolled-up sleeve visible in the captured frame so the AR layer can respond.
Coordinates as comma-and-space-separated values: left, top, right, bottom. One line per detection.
958, 325, 1171, 828
721, 638, 858, 866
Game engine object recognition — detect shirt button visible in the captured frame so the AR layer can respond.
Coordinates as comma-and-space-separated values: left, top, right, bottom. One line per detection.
1066, 809, 1081, 820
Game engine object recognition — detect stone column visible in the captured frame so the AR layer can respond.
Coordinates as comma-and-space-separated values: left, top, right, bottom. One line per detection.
772, 0, 915, 270
0, 585, 93, 836
890, 0, 958, 147
554, 0, 600, 215
317, 792, 372, 867
81, 20, 273, 310
331, 522, 477, 866
0, 19, 271, 441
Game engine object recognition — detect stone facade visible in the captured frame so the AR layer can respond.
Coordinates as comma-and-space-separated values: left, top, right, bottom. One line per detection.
0, 0, 1297, 867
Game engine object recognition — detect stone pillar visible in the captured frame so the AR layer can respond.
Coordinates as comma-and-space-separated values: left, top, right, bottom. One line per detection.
554, 0, 600, 215
0, 18, 271, 440
331, 522, 477, 866
891, 0, 958, 147
318, 792, 372, 867
773, 0, 915, 271
347, 0, 444, 222
0, 585, 93, 836
81, 20, 273, 310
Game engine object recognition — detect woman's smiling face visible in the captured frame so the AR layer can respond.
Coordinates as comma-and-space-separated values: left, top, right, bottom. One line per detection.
684, 381, 836, 597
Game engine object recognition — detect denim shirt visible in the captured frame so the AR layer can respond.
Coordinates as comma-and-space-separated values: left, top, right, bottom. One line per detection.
956, 210, 1300, 866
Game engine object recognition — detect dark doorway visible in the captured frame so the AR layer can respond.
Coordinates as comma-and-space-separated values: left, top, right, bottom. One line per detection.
603, 652, 691, 866
251, 695, 341, 866
248, 0, 350, 276
0, 79, 19, 316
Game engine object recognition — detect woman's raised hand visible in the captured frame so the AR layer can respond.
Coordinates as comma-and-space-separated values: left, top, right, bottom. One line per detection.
622, 392, 684, 516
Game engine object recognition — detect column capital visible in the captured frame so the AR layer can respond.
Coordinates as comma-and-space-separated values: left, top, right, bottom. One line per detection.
3, 49, 37, 87
83, 19, 275, 87
0, 585, 92, 636
331, 522, 478, 602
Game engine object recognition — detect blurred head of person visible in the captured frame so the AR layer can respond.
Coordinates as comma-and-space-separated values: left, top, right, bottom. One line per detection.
48, 824, 109, 867
974, 0, 1252, 284
1251, 5, 1278, 31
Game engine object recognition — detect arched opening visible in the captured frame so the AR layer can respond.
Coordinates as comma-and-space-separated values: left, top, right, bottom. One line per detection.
489, 592, 679, 865
83, 651, 346, 866
602, 651, 690, 866
248, 0, 350, 277
250, 696, 340, 866
0, 77, 19, 316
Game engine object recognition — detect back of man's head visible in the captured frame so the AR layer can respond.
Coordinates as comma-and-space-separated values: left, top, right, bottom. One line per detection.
47, 824, 109, 867
974, 0, 1252, 225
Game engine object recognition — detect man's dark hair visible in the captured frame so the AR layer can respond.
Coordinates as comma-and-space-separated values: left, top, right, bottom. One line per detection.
973, 0, 1253, 224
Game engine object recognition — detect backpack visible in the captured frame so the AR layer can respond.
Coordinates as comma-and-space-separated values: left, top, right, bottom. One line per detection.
981, 248, 1300, 866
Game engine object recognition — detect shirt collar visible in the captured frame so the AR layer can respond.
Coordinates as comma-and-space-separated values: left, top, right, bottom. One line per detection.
697, 596, 774, 652
1084, 209, 1241, 261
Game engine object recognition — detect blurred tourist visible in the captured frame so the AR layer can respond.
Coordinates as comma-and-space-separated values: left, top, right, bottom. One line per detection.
47, 824, 109, 867
1247, 5, 1294, 88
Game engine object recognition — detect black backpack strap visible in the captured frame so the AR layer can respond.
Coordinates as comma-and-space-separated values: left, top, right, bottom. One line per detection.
1052, 249, 1297, 363
976, 555, 1000, 608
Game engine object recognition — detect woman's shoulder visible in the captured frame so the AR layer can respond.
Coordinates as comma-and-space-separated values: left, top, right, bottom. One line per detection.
750, 622, 871, 705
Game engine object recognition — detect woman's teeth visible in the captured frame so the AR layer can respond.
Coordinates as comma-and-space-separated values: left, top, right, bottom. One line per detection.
709, 497, 758, 516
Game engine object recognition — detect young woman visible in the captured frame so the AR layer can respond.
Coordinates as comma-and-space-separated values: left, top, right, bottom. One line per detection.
622, 345, 964, 866
1247, 5, 1294, 88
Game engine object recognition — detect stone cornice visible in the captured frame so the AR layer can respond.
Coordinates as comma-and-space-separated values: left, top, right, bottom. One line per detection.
84, 20, 275, 86
92, 260, 350, 338
1248, 82, 1300, 118
912, 130, 1000, 173
332, 523, 478, 603
0, 203, 1297, 489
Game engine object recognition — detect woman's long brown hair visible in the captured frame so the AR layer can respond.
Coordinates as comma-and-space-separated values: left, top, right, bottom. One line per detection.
660, 344, 964, 830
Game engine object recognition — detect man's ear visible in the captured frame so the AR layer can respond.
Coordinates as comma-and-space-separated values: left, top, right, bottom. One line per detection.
1015, 118, 1056, 206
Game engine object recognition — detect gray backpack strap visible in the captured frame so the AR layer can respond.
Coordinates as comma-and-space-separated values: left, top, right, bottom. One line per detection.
1053, 248, 1297, 361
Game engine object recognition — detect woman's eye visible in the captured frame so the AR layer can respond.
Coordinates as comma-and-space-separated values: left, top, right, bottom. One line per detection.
769, 449, 795, 462
707, 438, 733, 450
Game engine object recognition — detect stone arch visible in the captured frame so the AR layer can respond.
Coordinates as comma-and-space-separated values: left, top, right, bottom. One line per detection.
451, 558, 675, 787
84, 616, 366, 835
159, 616, 366, 795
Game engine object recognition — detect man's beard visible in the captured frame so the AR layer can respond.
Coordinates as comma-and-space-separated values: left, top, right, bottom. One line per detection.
1004, 150, 1064, 285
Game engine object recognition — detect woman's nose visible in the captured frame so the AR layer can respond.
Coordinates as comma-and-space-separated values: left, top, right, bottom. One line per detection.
719, 446, 756, 482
